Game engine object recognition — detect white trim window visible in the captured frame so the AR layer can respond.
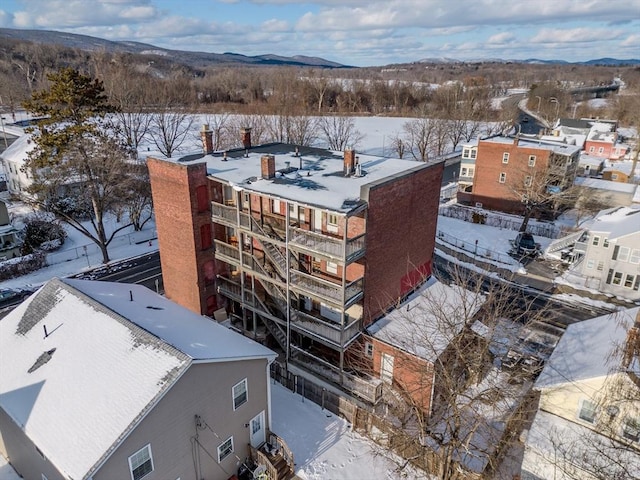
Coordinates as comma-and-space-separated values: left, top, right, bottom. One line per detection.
631, 249, 640, 264
623, 417, 640, 442
586, 259, 595, 269
528, 155, 536, 167
502, 152, 509, 163
524, 175, 532, 187
128, 444, 154, 480
578, 399, 597, 423
592, 235, 600, 246
327, 213, 339, 233
499, 172, 506, 183
233, 378, 248, 410
365, 342, 374, 358
618, 246, 630, 262
326, 261, 338, 275
217, 436, 234, 462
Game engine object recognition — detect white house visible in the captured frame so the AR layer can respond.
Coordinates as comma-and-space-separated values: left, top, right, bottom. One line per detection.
521, 307, 640, 480
0, 132, 33, 197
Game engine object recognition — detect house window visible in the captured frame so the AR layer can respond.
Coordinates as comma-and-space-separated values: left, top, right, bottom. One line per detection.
578, 399, 597, 423
618, 246, 630, 262
612, 272, 623, 285
586, 259, 595, 269
233, 379, 248, 410
623, 417, 640, 442
462, 149, 470, 159
592, 236, 600, 246
499, 172, 506, 183
468, 167, 475, 177
502, 152, 509, 164
326, 261, 338, 275
598, 147, 604, 154
524, 175, 532, 187
630, 249, 640, 264
470, 149, 477, 159
603, 238, 609, 248
365, 342, 374, 358
128, 444, 154, 480
217, 436, 234, 462
272, 199, 281, 214
461, 167, 468, 176
200, 224, 212, 250
624, 274, 635, 288
611, 173, 618, 180
327, 213, 338, 226
528, 155, 536, 167
589, 146, 595, 153
242, 192, 250, 208
597, 261, 604, 271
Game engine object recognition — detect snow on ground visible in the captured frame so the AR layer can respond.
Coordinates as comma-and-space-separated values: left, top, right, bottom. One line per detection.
271, 382, 427, 480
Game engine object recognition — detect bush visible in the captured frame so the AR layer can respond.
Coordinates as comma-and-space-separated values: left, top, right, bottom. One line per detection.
21, 217, 67, 255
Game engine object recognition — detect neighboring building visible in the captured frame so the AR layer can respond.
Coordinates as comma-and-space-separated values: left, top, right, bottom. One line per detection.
0, 278, 290, 480
548, 206, 640, 301
148, 127, 443, 403
0, 132, 32, 197
577, 153, 605, 177
573, 176, 638, 207
521, 307, 640, 480
457, 140, 478, 194
584, 122, 618, 159
602, 159, 640, 183
0, 199, 21, 260
364, 277, 485, 414
457, 135, 580, 214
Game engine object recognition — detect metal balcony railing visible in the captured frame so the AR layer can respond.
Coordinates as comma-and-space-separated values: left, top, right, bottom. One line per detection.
292, 309, 362, 347
289, 271, 363, 306
211, 202, 237, 224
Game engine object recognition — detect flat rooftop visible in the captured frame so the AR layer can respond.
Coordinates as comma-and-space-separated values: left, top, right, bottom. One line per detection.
480, 136, 582, 156
173, 144, 435, 213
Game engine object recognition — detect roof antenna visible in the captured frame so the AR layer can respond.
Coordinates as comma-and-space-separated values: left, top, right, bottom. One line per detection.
43, 325, 48, 338
130, 290, 133, 302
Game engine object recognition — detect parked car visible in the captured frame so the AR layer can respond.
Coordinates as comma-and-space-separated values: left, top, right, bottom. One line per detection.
512, 232, 540, 256
0, 288, 31, 309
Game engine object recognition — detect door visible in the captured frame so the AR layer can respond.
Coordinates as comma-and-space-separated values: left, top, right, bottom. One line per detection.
250, 410, 266, 448
314, 209, 323, 232
381, 353, 394, 384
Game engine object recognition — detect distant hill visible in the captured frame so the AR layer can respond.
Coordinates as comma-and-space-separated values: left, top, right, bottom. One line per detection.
416, 57, 640, 66
0, 27, 347, 69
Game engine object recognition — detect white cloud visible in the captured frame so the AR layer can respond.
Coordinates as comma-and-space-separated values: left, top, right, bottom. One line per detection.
530, 27, 624, 44
261, 19, 290, 32
487, 32, 515, 44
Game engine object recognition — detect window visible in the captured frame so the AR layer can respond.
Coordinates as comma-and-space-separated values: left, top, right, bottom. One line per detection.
603, 238, 609, 248
589, 146, 595, 153
233, 379, 248, 410
618, 246, 630, 262
200, 224, 212, 250
586, 259, 595, 269
327, 213, 338, 226
597, 261, 604, 271
461, 167, 468, 176
242, 192, 250, 208
326, 261, 338, 275
462, 149, 470, 159
598, 147, 604, 154
528, 155, 536, 167
217, 436, 234, 462
365, 342, 374, 358
623, 417, 640, 442
612, 272, 623, 285
272, 199, 281, 214
128, 444, 154, 480
625, 274, 635, 288
592, 236, 600, 246
502, 152, 509, 163
499, 172, 506, 183
468, 167, 475, 177
611, 173, 618, 180
524, 175, 532, 187
631, 249, 640, 264
470, 149, 477, 159
578, 399, 597, 423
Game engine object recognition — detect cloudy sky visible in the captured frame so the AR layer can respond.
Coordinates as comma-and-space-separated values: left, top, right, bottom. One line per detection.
1, 0, 638, 66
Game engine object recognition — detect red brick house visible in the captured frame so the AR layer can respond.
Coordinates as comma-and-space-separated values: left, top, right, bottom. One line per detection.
457, 136, 580, 214
148, 126, 443, 404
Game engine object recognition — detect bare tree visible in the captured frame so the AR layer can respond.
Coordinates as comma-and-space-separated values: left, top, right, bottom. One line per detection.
318, 116, 364, 150
149, 109, 194, 158
203, 113, 231, 151
403, 117, 437, 161
388, 132, 406, 159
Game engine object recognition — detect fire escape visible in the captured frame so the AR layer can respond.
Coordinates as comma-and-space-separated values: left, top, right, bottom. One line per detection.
212, 193, 382, 404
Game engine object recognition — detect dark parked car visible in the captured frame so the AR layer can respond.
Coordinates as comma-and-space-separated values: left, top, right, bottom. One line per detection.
0, 288, 31, 309
513, 232, 540, 256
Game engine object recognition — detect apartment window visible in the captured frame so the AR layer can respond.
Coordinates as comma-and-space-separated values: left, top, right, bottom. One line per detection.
365, 342, 374, 358
327, 213, 338, 226
586, 259, 595, 269
499, 172, 506, 183
524, 175, 532, 187
597, 261, 604, 271
618, 246, 630, 262
272, 199, 281, 214
326, 261, 338, 275
598, 147, 604, 154
233, 378, 248, 410
217, 436, 234, 462
128, 444, 154, 480
470, 149, 477, 159
612, 272, 623, 285
578, 399, 597, 423
468, 167, 475, 177
589, 146, 595, 153
623, 417, 640, 442
196, 185, 209, 213
528, 155, 536, 167
603, 238, 609, 248
630, 249, 640, 264
461, 167, 468, 176
200, 224, 212, 250
462, 149, 470, 159
611, 173, 618, 180
242, 192, 250, 208
502, 152, 509, 164
624, 274, 635, 288
592, 236, 600, 246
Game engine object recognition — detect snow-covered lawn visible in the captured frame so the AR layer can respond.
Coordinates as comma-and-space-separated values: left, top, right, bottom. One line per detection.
271, 382, 426, 480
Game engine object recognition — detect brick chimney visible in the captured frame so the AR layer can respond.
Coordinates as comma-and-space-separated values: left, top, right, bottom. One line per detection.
241, 127, 252, 150
201, 124, 213, 155
344, 148, 356, 176
261, 155, 275, 180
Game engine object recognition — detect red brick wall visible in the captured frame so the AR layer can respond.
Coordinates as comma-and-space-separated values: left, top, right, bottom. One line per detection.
368, 336, 434, 414
584, 140, 613, 158
473, 140, 551, 206
363, 163, 442, 325
148, 158, 217, 316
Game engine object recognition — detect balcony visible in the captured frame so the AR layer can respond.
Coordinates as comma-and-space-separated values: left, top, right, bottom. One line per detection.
290, 271, 363, 307
211, 202, 237, 225
248, 431, 295, 480
574, 241, 588, 253
289, 227, 365, 262
292, 309, 362, 348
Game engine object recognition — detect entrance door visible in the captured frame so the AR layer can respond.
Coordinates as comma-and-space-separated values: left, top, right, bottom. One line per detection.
381, 353, 394, 384
250, 410, 266, 448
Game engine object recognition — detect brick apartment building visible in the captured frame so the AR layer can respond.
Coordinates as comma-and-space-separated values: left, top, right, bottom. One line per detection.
458, 135, 580, 214
148, 126, 443, 403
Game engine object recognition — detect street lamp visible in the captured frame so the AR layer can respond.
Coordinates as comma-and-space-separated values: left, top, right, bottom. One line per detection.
549, 97, 560, 120
535, 95, 542, 112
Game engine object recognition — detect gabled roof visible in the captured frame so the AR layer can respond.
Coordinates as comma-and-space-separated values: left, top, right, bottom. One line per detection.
574, 176, 638, 194
582, 206, 640, 239
366, 277, 485, 361
0, 133, 33, 165
0, 278, 275, 479
535, 307, 639, 389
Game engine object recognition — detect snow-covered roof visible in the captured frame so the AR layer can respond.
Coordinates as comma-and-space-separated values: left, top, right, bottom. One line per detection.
574, 176, 638, 194
587, 124, 617, 144
479, 136, 581, 156
582, 206, 640, 239
0, 132, 33, 165
0, 278, 275, 479
578, 153, 605, 167
366, 277, 485, 361
535, 307, 639, 388
603, 160, 639, 177
171, 145, 436, 213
